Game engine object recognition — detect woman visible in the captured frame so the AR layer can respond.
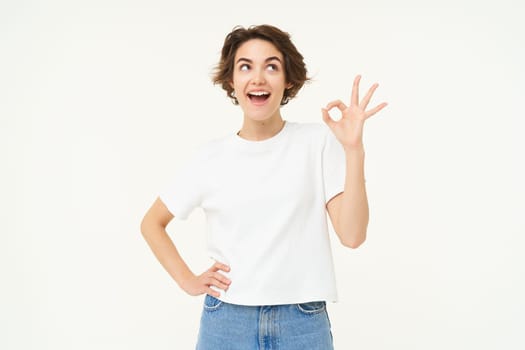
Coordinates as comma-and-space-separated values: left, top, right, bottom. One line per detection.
141, 24, 387, 349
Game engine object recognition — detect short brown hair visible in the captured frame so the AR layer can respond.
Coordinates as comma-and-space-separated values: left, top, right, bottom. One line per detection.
212, 24, 310, 105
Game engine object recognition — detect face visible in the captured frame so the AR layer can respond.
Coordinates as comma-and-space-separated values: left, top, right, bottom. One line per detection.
231, 39, 291, 122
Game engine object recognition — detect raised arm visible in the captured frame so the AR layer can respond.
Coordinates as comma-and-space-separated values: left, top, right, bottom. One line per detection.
322, 75, 387, 248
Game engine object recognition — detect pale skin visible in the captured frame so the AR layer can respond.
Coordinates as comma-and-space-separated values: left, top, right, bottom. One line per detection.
140, 38, 387, 298
323, 75, 388, 248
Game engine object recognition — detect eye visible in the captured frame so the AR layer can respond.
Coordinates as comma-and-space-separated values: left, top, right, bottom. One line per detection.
239, 64, 250, 71
267, 64, 278, 71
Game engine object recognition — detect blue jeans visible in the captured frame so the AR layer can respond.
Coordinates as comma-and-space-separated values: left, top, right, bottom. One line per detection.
196, 294, 334, 350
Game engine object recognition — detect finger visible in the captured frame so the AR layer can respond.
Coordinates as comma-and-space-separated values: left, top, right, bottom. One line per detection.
365, 102, 388, 118
321, 108, 336, 129
210, 262, 230, 273
360, 83, 379, 110
351, 75, 361, 106
206, 288, 221, 298
206, 276, 230, 291
325, 100, 347, 112
207, 278, 230, 291
211, 271, 231, 285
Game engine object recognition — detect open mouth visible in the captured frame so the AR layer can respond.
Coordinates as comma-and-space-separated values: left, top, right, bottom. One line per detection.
247, 91, 270, 104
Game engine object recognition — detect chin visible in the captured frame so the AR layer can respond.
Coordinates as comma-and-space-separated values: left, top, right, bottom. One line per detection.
246, 113, 278, 123
242, 106, 281, 122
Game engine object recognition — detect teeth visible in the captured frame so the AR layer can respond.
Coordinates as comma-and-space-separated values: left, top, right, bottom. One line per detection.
248, 91, 270, 96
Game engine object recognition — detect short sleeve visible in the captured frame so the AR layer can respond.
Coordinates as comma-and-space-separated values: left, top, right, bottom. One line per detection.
159, 146, 208, 220
321, 126, 346, 204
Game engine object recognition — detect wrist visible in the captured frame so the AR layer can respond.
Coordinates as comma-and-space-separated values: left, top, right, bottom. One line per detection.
177, 269, 195, 289
343, 144, 365, 154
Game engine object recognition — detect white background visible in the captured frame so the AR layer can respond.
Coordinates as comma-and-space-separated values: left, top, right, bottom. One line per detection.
1, 0, 524, 349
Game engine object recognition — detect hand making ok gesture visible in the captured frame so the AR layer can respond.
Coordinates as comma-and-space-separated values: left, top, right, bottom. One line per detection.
322, 75, 388, 151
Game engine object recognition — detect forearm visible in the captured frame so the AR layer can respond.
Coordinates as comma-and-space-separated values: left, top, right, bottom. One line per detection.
338, 146, 369, 247
140, 223, 194, 288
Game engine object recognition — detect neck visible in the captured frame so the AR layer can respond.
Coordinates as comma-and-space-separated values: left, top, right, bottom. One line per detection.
237, 115, 285, 141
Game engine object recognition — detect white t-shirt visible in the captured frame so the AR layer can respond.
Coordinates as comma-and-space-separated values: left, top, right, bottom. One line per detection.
159, 120, 346, 305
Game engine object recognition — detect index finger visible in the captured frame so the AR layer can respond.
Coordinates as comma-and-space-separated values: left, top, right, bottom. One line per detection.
210, 262, 230, 272
325, 99, 348, 111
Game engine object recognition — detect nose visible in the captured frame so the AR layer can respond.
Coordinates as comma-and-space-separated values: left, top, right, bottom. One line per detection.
251, 68, 266, 85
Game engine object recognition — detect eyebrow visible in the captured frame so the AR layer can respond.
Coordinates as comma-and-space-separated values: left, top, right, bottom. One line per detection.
235, 56, 282, 64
